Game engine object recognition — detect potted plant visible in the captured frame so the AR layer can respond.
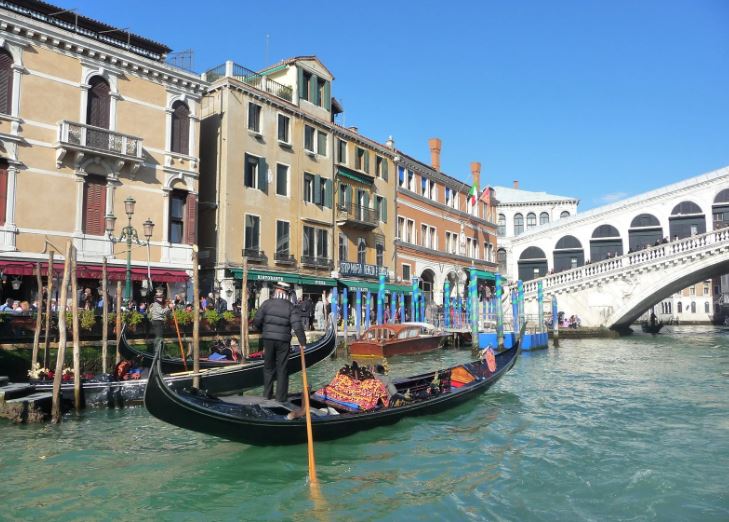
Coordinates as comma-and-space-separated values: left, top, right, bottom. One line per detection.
124, 310, 145, 332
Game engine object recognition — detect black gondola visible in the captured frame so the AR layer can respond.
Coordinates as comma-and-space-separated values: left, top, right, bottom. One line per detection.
144, 337, 521, 445
641, 321, 664, 334
32, 319, 336, 407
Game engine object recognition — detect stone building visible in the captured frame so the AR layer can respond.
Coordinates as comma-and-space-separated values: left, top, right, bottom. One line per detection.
0, 0, 204, 302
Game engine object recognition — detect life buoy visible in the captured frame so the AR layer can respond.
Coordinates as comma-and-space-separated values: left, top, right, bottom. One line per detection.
485, 348, 496, 373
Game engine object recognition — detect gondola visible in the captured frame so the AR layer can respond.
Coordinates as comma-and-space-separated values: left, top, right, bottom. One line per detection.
31, 319, 336, 407
641, 321, 663, 334
144, 332, 521, 445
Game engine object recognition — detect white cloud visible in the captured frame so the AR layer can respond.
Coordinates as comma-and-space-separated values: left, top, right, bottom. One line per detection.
600, 192, 628, 203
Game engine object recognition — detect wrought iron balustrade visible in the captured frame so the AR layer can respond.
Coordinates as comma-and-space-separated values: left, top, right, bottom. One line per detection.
58, 121, 143, 159
242, 248, 267, 262
300, 255, 333, 269
274, 252, 296, 265
336, 203, 378, 227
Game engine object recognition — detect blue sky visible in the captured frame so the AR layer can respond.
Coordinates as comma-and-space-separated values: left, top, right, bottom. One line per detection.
70, 0, 729, 210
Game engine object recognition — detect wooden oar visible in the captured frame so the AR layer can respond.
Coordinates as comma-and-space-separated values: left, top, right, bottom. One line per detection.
298, 335, 318, 486
172, 309, 188, 371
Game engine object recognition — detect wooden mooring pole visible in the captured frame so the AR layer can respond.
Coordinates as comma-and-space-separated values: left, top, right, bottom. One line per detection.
42, 251, 54, 369
70, 247, 81, 412
31, 262, 42, 368
192, 246, 200, 388
115, 281, 122, 364
101, 257, 108, 374
51, 241, 72, 424
241, 258, 249, 357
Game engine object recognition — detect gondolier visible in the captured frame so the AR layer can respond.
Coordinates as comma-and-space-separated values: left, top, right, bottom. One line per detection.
253, 282, 308, 402
148, 289, 172, 354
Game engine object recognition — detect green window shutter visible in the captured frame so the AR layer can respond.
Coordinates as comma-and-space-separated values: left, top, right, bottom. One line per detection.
324, 179, 332, 208
383, 197, 388, 223
345, 185, 352, 207
363, 192, 370, 209
323, 80, 331, 111
258, 157, 268, 194
382, 159, 388, 181
310, 74, 319, 106
364, 151, 370, 174
298, 67, 306, 100
314, 175, 321, 205
317, 131, 327, 155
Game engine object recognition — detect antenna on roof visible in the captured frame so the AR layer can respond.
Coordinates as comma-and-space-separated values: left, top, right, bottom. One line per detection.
49, 8, 79, 32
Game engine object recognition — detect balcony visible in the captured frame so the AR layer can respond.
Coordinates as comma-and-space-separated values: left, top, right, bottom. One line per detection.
336, 203, 378, 229
56, 121, 144, 173
300, 255, 333, 269
274, 252, 296, 265
205, 62, 293, 102
242, 248, 267, 263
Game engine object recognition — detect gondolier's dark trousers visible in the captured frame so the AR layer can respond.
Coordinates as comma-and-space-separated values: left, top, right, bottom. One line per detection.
151, 320, 164, 354
263, 339, 291, 402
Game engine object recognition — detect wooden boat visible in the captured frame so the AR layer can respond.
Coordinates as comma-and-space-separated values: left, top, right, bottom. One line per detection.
641, 321, 664, 334
144, 337, 521, 445
349, 322, 450, 358
31, 319, 336, 407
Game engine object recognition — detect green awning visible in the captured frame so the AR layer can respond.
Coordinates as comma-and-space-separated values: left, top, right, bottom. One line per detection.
339, 280, 414, 294
337, 166, 374, 185
470, 269, 496, 282
230, 268, 299, 284
386, 283, 411, 294
297, 274, 336, 287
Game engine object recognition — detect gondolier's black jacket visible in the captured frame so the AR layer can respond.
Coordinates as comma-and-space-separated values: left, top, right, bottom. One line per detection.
253, 297, 308, 345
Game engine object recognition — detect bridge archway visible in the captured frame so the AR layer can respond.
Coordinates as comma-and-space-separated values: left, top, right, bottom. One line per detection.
420, 268, 435, 303
518, 246, 548, 281
712, 189, 729, 229
553, 235, 584, 272
669, 201, 705, 239
628, 213, 663, 250
590, 224, 623, 261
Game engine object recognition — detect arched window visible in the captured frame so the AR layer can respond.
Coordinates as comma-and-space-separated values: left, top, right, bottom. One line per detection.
357, 238, 366, 264
526, 212, 536, 229
169, 188, 196, 245
497, 248, 507, 274
0, 50, 13, 116
560, 211, 570, 219
170, 101, 190, 155
677, 302, 683, 313
497, 213, 506, 236
82, 175, 107, 236
705, 301, 710, 313
0, 160, 8, 225
86, 76, 111, 129
513, 213, 524, 235
690, 302, 696, 314
540, 212, 549, 225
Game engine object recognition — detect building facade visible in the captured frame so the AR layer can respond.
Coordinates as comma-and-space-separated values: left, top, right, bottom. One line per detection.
395, 138, 499, 307
0, 0, 203, 302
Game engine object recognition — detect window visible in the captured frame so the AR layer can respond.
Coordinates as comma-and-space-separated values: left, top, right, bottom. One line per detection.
446, 231, 457, 254
497, 249, 507, 273
540, 212, 550, 225
244, 153, 267, 192
82, 175, 106, 236
245, 215, 260, 250
86, 76, 111, 130
317, 77, 327, 107
170, 101, 190, 155
0, 160, 7, 225
560, 211, 570, 219
337, 139, 347, 164
406, 219, 415, 244
705, 301, 710, 313
339, 233, 347, 262
355, 147, 369, 172
677, 302, 683, 313
429, 180, 436, 200
375, 195, 387, 222
690, 286, 696, 296
497, 214, 506, 236
527, 213, 537, 229
304, 125, 315, 152
248, 102, 261, 133
703, 285, 710, 296
318, 177, 326, 205
0, 50, 12, 115
277, 114, 290, 143
421, 224, 428, 247
421, 177, 429, 198
357, 238, 366, 264
514, 213, 524, 235
169, 190, 186, 244
691, 302, 697, 313
303, 226, 314, 257
276, 164, 289, 196
317, 131, 328, 156
397, 216, 405, 241
402, 264, 411, 282
376, 156, 384, 178
445, 187, 453, 207
376, 243, 384, 266
301, 70, 312, 101
302, 227, 329, 259
398, 166, 406, 188
319, 229, 329, 258
276, 220, 290, 255
303, 173, 314, 203
408, 170, 415, 191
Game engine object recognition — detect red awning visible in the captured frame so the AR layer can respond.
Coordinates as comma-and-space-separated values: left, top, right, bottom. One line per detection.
0, 260, 189, 283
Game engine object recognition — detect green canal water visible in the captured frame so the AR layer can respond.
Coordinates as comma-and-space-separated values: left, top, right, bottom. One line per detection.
1, 326, 729, 521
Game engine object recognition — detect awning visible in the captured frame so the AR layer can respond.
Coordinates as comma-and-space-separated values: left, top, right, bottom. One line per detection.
297, 274, 336, 287
386, 283, 411, 293
339, 280, 412, 294
0, 259, 189, 282
337, 166, 374, 185
231, 268, 299, 284
469, 268, 496, 282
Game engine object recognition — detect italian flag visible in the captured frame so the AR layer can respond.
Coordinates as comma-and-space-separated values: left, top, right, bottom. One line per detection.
468, 183, 478, 205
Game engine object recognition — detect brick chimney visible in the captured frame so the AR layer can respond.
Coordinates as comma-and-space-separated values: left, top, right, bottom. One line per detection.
513, 180, 519, 189
470, 161, 481, 192
428, 137, 441, 171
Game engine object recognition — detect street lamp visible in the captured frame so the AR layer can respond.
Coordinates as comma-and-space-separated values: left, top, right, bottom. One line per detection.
106, 196, 155, 305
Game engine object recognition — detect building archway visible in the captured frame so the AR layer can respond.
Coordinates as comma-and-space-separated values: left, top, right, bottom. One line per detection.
712, 189, 729, 229
420, 268, 435, 303
553, 235, 584, 272
518, 246, 548, 281
628, 213, 663, 250
669, 201, 705, 239
590, 224, 623, 261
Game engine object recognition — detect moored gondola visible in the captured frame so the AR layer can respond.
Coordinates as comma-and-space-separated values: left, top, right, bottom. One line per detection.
144, 334, 521, 445
32, 319, 336, 407
641, 321, 664, 334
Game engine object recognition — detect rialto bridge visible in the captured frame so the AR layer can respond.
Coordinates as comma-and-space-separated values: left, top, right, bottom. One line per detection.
498, 166, 729, 329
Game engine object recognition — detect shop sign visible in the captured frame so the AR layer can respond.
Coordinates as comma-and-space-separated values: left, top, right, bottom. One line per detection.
339, 262, 388, 280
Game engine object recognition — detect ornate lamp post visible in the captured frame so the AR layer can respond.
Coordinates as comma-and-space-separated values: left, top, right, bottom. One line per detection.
105, 196, 154, 305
